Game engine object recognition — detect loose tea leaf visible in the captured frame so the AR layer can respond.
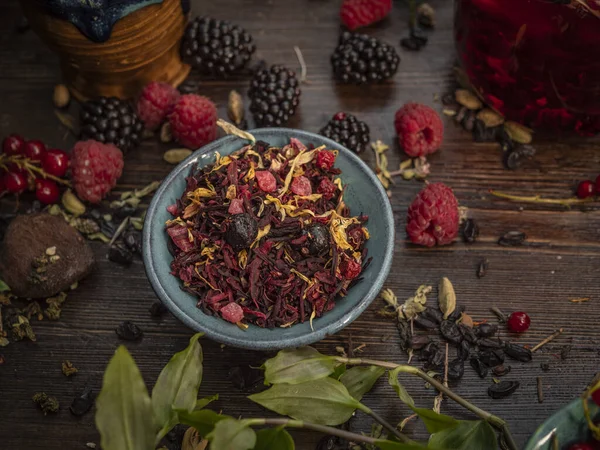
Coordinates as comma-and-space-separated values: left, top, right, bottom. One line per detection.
254, 427, 294, 450
438, 278, 456, 320
229, 365, 264, 391
440, 320, 463, 344
462, 219, 479, 243
503, 343, 532, 362
248, 377, 364, 426
263, 347, 338, 385
339, 366, 385, 401
470, 356, 489, 378
70, 387, 95, 417
388, 367, 415, 406
115, 321, 143, 341
429, 420, 498, 450
476, 323, 497, 338
95, 346, 155, 450
206, 418, 256, 450
62, 360, 78, 377
32, 392, 59, 415
478, 349, 505, 367
448, 358, 465, 380
488, 380, 519, 399
498, 231, 526, 247
164, 148, 193, 165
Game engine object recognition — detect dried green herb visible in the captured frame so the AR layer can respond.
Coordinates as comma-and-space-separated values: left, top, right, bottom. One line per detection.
380, 285, 431, 320
12, 314, 36, 341
62, 360, 78, 377
33, 392, 60, 414
45, 292, 67, 320
439, 277, 456, 320
110, 181, 161, 209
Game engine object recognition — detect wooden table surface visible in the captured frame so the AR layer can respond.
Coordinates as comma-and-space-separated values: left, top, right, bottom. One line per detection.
1, 0, 599, 449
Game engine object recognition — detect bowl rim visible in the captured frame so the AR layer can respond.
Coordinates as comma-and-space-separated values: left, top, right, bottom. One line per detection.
142, 127, 394, 350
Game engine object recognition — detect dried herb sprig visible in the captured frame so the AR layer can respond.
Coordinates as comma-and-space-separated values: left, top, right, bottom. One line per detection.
489, 190, 595, 206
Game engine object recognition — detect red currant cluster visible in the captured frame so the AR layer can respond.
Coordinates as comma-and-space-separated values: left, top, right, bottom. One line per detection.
0, 134, 70, 204
576, 175, 600, 199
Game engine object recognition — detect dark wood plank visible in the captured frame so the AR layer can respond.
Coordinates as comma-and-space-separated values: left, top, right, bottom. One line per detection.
1, 0, 600, 449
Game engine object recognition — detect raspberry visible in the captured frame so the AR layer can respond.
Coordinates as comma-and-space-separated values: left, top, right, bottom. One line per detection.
340, 0, 392, 30
169, 95, 217, 149
406, 183, 459, 247
71, 140, 124, 204
291, 176, 312, 196
137, 81, 180, 130
395, 103, 444, 157
317, 178, 337, 199
315, 150, 336, 171
220, 302, 244, 323
255, 170, 277, 192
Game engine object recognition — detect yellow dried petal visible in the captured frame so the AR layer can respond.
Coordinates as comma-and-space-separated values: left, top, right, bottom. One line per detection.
183, 203, 200, 219
362, 227, 370, 239
245, 149, 264, 168
165, 217, 186, 226
328, 210, 360, 251
334, 178, 343, 191
250, 224, 271, 249
244, 162, 256, 182
309, 309, 316, 331
187, 187, 216, 203
238, 250, 248, 269
279, 147, 322, 196
226, 185, 237, 200
291, 268, 311, 283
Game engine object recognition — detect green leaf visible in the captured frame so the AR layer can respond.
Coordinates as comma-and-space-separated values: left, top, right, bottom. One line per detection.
330, 363, 347, 380
248, 377, 363, 426
339, 366, 385, 400
388, 368, 415, 407
429, 420, 497, 450
254, 427, 295, 450
206, 418, 256, 450
0, 280, 10, 292
263, 347, 338, 385
410, 407, 458, 434
375, 440, 432, 450
95, 346, 155, 450
194, 394, 218, 410
177, 409, 229, 436
152, 333, 203, 435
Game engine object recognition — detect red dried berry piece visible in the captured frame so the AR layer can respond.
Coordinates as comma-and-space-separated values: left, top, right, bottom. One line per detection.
568, 444, 595, 450
3, 171, 27, 194
595, 174, 600, 194
577, 180, 596, 199
2, 134, 25, 156
42, 149, 70, 178
220, 302, 244, 323
169, 94, 217, 149
406, 183, 459, 247
340, 0, 392, 31
341, 257, 362, 279
291, 175, 312, 196
333, 112, 347, 121
590, 387, 600, 407
507, 311, 531, 333
0, 175, 5, 194
315, 150, 336, 171
24, 140, 46, 161
317, 177, 338, 199
255, 170, 277, 192
228, 198, 244, 215
347, 226, 365, 249
394, 103, 444, 157
35, 179, 60, 204
137, 81, 180, 130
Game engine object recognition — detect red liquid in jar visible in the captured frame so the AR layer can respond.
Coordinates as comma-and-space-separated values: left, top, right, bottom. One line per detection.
455, 0, 600, 135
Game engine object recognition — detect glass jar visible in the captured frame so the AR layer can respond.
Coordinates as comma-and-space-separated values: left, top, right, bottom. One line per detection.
454, 0, 600, 135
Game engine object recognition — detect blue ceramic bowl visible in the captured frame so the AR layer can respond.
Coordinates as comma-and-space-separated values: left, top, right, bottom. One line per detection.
143, 128, 394, 350
525, 397, 599, 449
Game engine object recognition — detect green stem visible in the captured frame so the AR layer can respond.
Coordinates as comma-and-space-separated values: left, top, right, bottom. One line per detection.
337, 356, 518, 450
362, 406, 412, 443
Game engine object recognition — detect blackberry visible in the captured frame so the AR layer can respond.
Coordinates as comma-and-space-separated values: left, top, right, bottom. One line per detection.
181, 17, 256, 77
248, 65, 301, 127
80, 97, 143, 153
331, 32, 400, 84
319, 112, 370, 153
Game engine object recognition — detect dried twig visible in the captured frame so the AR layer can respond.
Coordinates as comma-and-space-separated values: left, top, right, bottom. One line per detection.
108, 217, 130, 247
293, 46, 309, 84
569, 297, 590, 303
433, 343, 449, 413
531, 328, 564, 353
537, 377, 544, 403
489, 190, 594, 206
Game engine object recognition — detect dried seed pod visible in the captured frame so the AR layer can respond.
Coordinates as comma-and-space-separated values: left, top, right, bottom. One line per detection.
164, 148, 193, 165
504, 121, 533, 144
455, 89, 482, 110
498, 231, 526, 246
488, 380, 520, 399
492, 365, 511, 377
462, 219, 479, 243
160, 122, 173, 143
470, 356, 488, 378
504, 343, 532, 362
228, 90, 245, 126
53, 84, 71, 109
438, 277, 456, 319
440, 320, 463, 344
476, 108, 504, 128
62, 189, 86, 216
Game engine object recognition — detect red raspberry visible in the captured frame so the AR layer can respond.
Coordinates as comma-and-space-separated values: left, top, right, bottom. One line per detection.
220, 302, 244, 323
255, 170, 277, 192
71, 140, 124, 204
291, 176, 312, 196
340, 0, 392, 30
137, 81, 180, 130
169, 94, 217, 149
35, 179, 60, 204
406, 183, 459, 247
316, 150, 336, 171
340, 257, 362, 279
317, 177, 337, 199
395, 103, 444, 157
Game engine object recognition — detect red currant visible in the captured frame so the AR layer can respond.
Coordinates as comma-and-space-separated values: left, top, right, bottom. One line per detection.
596, 174, 600, 194
568, 444, 595, 450
592, 387, 600, 407
577, 180, 596, 199
35, 179, 60, 204
24, 140, 46, 161
42, 149, 69, 177
2, 134, 25, 155
0, 175, 5, 194
507, 311, 531, 333
3, 171, 27, 194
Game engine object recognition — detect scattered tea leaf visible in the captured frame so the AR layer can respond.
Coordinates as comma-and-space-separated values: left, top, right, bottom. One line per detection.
32, 392, 59, 415
62, 360, 78, 377
388, 368, 415, 406
438, 277, 456, 320
254, 427, 294, 450
263, 347, 338, 385
498, 231, 526, 247
488, 380, 519, 399
70, 387, 95, 417
115, 321, 143, 341
339, 366, 385, 401
206, 418, 256, 450
164, 148, 193, 165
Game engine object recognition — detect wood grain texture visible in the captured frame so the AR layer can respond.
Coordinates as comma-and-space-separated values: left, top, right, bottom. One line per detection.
1, 0, 600, 449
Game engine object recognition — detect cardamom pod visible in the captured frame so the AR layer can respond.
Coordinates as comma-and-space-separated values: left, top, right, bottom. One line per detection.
227, 90, 245, 126
163, 148, 192, 164
504, 121, 533, 144
62, 189, 86, 216
455, 89, 482, 110
476, 108, 504, 128
438, 277, 456, 320
160, 122, 173, 143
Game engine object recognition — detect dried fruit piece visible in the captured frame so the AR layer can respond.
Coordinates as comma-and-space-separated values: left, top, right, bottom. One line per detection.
504, 121, 533, 144
455, 89, 482, 110
488, 380, 519, 399
53, 84, 71, 109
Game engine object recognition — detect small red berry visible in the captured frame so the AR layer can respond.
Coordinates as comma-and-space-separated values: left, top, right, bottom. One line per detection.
315, 150, 336, 171
592, 388, 600, 407
35, 179, 60, 204
507, 311, 531, 333
333, 112, 347, 121
595, 174, 600, 194
42, 149, 69, 177
0, 175, 5, 193
568, 444, 595, 450
3, 171, 27, 194
577, 180, 596, 199
2, 134, 25, 155
24, 140, 47, 161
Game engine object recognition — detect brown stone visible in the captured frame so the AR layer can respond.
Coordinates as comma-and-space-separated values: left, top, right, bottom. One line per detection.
0, 213, 95, 298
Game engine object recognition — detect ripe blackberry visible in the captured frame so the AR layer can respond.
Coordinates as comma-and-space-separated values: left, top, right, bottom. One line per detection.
80, 97, 143, 153
331, 32, 400, 84
320, 112, 370, 153
248, 65, 301, 127
181, 16, 256, 77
